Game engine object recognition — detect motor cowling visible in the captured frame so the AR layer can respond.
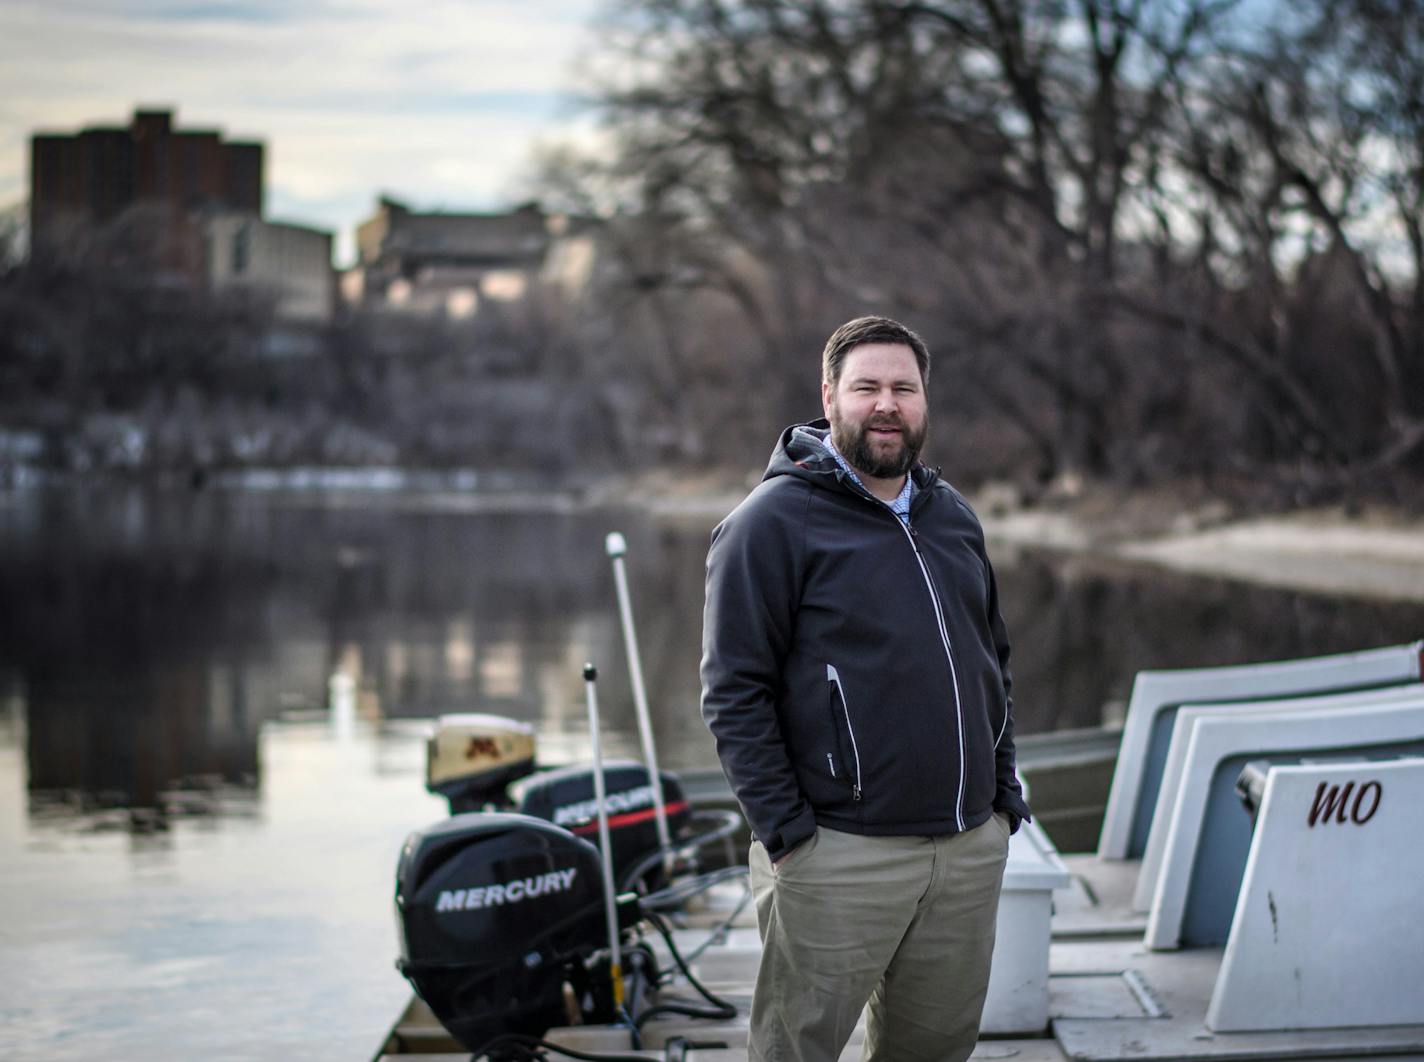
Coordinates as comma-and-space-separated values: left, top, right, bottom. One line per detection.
395, 812, 628, 1052
516, 762, 691, 889
425, 714, 537, 813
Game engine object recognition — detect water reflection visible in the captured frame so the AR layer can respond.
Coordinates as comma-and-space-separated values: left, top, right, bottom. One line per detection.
2, 485, 1423, 831
3, 486, 1424, 1059
994, 544, 1424, 732
0, 712, 447, 1061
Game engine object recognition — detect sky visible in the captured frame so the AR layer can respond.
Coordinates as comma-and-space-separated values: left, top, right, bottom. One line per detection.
0, 0, 607, 264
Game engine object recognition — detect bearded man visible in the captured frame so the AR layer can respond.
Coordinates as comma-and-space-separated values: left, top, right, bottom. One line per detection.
700, 315, 1031, 1062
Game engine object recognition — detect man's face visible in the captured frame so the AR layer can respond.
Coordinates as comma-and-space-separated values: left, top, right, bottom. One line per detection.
821, 342, 929, 482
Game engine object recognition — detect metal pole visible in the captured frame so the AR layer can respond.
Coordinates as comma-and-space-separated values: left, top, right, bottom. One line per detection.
605, 531, 674, 873
582, 663, 624, 1010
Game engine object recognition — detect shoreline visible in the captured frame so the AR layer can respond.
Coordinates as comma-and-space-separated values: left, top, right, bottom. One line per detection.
1112, 514, 1424, 603
613, 469, 1424, 604
6, 469, 1423, 603
985, 507, 1424, 605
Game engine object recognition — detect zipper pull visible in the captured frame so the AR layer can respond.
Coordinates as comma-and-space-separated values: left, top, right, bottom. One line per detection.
852, 784, 862, 801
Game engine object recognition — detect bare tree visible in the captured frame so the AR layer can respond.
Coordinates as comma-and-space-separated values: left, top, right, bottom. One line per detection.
546, 0, 1424, 493
557, 0, 1249, 480
1118, 0, 1424, 482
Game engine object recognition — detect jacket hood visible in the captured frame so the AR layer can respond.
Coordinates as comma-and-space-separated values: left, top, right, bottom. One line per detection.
763, 419, 940, 493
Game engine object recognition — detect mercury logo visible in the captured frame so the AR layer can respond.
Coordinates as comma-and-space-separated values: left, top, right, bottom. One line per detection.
435, 867, 578, 912
554, 785, 654, 826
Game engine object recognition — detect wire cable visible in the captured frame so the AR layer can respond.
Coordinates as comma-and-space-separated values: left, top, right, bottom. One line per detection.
638, 865, 747, 912
675, 877, 751, 968
640, 910, 738, 1023
466, 1031, 649, 1061
618, 810, 743, 894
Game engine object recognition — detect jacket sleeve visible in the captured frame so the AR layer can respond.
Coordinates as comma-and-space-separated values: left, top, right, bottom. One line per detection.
986, 557, 1033, 833
699, 485, 817, 861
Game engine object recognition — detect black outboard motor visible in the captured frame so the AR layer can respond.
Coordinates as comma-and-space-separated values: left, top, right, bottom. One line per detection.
516, 762, 691, 889
396, 813, 637, 1053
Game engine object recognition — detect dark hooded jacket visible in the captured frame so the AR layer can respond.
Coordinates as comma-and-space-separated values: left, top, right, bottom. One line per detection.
700, 421, 1032, 861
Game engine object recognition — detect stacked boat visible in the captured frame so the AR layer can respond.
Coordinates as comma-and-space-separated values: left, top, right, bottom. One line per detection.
377, 629, 1424, 1060
1051, 638, 1424, 1060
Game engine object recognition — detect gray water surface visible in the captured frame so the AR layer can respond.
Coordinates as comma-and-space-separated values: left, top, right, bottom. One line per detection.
2, 485, 1421, 1060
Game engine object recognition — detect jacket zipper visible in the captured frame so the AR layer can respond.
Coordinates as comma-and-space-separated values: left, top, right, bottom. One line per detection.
835, 468, 966, 829
897, 520, 968, 832
825, 664, 863, 801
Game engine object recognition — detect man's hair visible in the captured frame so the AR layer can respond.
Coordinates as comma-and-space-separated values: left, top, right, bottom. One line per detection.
821, 316, 931, 387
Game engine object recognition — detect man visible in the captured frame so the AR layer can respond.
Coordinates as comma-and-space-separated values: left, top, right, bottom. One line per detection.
700, 315, 1031, 1062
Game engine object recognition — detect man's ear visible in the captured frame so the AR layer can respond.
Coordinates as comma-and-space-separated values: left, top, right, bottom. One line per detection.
821, 379, 833, 420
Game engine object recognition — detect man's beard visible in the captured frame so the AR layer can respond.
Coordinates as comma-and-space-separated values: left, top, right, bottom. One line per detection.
829, 409, 928, 480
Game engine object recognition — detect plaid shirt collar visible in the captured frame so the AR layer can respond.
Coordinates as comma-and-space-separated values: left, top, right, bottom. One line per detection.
822, 435, 915, 524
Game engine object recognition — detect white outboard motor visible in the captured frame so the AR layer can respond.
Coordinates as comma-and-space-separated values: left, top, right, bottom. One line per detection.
426, 714, 537, 813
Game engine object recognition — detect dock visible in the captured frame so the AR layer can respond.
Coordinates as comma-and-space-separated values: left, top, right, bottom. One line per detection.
377, 867, 1424, 1060
380, 643, 1424, 1061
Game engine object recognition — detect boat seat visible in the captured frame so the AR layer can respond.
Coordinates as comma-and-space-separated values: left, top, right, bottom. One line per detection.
1097, 640, 1423, 861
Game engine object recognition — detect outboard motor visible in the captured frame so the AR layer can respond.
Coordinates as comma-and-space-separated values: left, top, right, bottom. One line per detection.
516, 762, 691, 889
395, 813, 639, 1053
426, 714, 537, 813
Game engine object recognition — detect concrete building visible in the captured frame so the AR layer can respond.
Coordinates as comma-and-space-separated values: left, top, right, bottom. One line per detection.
206, 215, 335, 325
346, 197, 558, 318
30, 108, 262, 259
27, 107, 334, 338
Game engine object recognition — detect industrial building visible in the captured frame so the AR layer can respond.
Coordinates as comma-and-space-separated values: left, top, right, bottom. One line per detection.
28, 108, 333, 327
346, 197, 582, 318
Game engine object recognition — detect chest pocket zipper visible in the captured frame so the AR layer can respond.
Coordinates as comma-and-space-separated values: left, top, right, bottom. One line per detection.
826, 664, 863, 801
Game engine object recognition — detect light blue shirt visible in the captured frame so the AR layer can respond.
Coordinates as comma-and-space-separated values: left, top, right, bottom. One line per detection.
823, 436, 915, 525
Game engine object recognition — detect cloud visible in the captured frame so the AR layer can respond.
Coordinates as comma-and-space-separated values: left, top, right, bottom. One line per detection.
0, 0, 605, 262
144, 1, 302, 23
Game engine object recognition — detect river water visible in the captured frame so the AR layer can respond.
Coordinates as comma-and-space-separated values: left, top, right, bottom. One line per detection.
2, 485, 1422, 1060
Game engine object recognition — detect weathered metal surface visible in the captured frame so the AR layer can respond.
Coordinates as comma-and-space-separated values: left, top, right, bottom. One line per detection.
1052, 939, 1424, 1060
1097, 642, 1424, 860
1053, 855, 1148, 940
1141, 698, 1424, 950
1208, 758, 1424, 1033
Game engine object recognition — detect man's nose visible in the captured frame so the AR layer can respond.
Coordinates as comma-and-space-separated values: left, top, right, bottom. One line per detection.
874, 389, 897, 412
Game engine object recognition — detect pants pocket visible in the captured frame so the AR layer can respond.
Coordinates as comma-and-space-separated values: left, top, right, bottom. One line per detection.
773, 827, 820, 876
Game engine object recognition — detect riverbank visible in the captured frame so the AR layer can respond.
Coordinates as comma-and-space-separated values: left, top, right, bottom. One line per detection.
1114, 513, 1424, 603
6, 465, 1422, 602
981, 490, 1424, 604
608, 469, 1424, 604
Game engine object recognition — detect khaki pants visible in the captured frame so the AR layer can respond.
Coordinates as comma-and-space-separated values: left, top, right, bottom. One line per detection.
747, 816, 1010, 1062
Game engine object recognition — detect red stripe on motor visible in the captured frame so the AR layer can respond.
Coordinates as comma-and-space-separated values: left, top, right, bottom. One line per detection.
569, 800, 689, 834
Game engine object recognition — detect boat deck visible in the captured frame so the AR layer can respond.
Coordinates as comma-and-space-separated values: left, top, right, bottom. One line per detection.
376, 875, 1424, 1062
1050, 854, 1145, 939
